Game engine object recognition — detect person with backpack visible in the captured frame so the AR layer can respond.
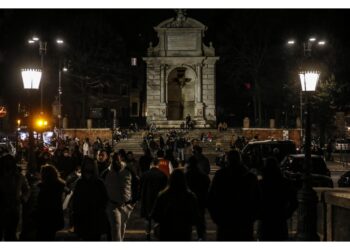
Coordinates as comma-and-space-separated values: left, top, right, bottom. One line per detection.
103, 149, 136, 241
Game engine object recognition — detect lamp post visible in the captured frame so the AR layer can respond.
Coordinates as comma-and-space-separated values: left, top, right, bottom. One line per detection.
28, 36, 65, 115
58, 60, 67, 138
28, 37, 46, 114
296, 69, 320, 241
21, 68, 42, 173
287, 37, 325, 241
287, 38, 325, 146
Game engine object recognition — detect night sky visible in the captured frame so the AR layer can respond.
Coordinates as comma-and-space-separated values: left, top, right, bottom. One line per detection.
1, 9, 350, 125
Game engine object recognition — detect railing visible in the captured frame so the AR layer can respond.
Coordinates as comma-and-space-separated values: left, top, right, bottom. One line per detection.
287, 188, 350, 241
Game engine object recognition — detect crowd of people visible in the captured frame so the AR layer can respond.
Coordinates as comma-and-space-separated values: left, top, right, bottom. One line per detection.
0, 128, 301, 242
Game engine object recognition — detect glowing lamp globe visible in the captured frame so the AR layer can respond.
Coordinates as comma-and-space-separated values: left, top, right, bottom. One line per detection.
21, 69, 42, 89
299, 71, 320, 92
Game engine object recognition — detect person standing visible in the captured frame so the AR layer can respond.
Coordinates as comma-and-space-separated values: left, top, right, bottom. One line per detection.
258, 157, 297, 241
157, 150, 173, 177
56, 147, 75, 180
82, 138, 90, 157
36, 164, 65, 241
140, 159, 168, 240
208, 150, 261, 241
192, 146, 210, 176
139, 148, 153, 175
97, 149, 111, 176
176, 137, 186, 161
0, 154, 30, 241
185, 156, 210, 240
185, 114, 192, 130
73, 157, 109, 241
151, 169, 199, 241
104, 150, 134, 241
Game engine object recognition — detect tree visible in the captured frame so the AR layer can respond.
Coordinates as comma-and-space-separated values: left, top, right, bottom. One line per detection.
311, 75, 337, 144
215, 11, 285, 127
62, 12, 131, 127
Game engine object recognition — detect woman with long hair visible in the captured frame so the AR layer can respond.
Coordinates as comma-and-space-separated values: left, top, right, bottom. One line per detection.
36, 164, 65, 241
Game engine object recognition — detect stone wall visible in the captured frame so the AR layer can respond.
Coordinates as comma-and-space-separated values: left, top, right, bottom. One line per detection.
62, 128, 112, 141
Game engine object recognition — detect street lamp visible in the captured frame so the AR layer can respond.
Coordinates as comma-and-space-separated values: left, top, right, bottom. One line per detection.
28, 36, 65, 113
28, 36, 46, 114
287, 37, 325, 146
296, 66, 321, 241
56, 39, 66, 137
21, 68, 42, 173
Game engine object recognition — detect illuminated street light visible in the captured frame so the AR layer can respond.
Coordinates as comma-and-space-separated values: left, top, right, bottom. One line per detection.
287, 40, 295, 45
309, 37, 316, 42
21, 68, 42, 173
28, 40, 35, 44
21, 69, 42, 89
62, 67, 68, 72
318, 40, 326, 46
56, 39, 64, 44
299, 71, 320, 91
32, 36, 39, 41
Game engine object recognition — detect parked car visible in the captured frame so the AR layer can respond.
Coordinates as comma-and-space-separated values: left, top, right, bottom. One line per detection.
338, 171, 350, 187
335, 138, 350, 152
241, 139, 297, 169
280, 154, 333, 188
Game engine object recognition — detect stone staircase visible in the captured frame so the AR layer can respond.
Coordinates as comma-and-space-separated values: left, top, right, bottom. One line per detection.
114, 128, 243, 164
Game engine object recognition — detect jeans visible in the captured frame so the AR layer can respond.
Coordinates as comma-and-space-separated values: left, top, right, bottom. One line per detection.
178, 148, 185, 161
106, 203, 134, 241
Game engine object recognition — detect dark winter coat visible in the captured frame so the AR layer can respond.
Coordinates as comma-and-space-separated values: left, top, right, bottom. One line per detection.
194, 153, 210, 175
73, 177, 109, 240
151, 189, 199, 241
208, 166, 261, 241
185, 168, 210, 209
140, 167, 168, 218
36, 181, 65, 232
258, 176, 298, 241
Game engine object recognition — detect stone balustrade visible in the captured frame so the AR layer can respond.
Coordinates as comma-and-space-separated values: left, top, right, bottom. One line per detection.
288, 188, 350, 241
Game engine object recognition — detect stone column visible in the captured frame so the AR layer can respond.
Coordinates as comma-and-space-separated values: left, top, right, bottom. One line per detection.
62, 117, 68, 129
243, 117, 250, 128
87, 119, 92, 129
269, 119, 275, 129
296, 117, 301, 128
160, 64, 165, 103
196, 64, 203, 103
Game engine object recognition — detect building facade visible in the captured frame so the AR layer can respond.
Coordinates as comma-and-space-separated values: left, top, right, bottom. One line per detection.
143, 10, 219, 128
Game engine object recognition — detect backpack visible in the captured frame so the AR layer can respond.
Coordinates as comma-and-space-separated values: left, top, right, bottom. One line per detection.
125, 166, 141, 204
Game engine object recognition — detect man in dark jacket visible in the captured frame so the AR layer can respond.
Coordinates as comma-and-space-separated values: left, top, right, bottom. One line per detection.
208, 150, 261, 241
73, 157, 109, 240
192, 146, 210, 175
185, 156, 210, 240
151, 169, 199, 241
97, 149, 110, 176
140, 158, 168, 240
